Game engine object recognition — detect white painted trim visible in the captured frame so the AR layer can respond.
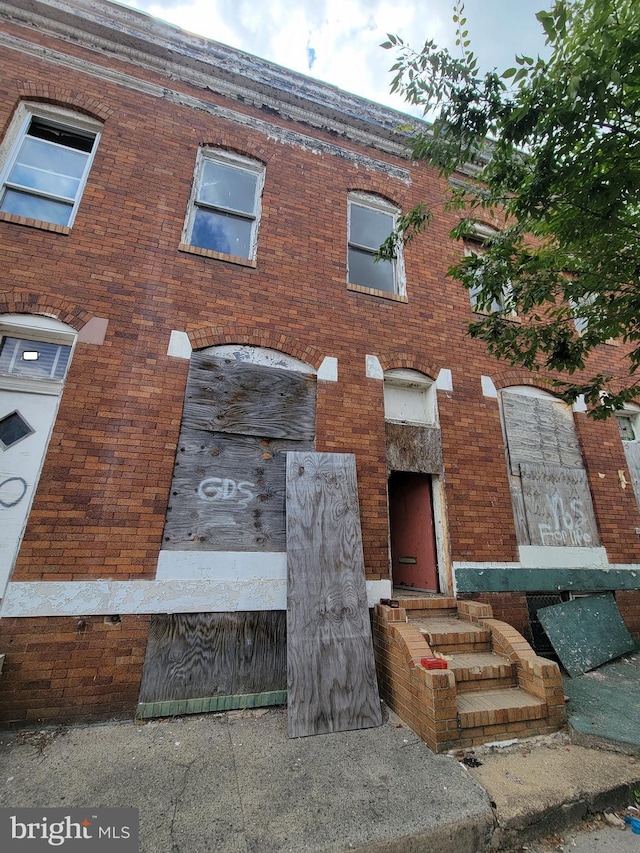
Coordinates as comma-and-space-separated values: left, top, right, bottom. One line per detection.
436, 369, 453, 392
317, 357, 338, 382
167, 330, 192, 359
207, 345, 315, 374
481, 375, 498, 398
156, 550, 285, 581
0, 578, 392, 617
573, 395, 587, 413
518, 545, 609, 569
365, 355, 384, 380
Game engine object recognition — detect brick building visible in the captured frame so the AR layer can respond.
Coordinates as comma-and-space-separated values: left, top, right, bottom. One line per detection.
0, 0, 638, 727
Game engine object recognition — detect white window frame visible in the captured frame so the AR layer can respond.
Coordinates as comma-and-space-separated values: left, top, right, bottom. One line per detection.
0, 315, 77, 395
383, 368, 437, 426
464, 223, 516, 317
347, 192, 405, 296
183, 148, 265, 260
615, 404, 640, 443
0, 102, 101, 228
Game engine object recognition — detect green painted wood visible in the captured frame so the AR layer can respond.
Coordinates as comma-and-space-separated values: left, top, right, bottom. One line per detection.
286, 452, 382, 738
455, 566, 640, 593
537, 593, 635, 676
136, 690, 287, 719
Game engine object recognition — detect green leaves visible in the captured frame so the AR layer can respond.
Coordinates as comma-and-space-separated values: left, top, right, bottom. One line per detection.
383, 0, 640, 416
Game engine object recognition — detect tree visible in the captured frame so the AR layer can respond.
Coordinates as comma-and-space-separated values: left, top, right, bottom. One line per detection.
381, 0, 640, 416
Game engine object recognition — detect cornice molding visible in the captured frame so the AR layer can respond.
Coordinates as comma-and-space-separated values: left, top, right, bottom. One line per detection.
0, 0, 423, 157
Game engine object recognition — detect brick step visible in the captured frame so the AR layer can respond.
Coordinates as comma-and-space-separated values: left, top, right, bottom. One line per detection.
447, 651, 517, 692
457, 687, 547, 729
395, 595, 458, 620
411, 616, 492, 654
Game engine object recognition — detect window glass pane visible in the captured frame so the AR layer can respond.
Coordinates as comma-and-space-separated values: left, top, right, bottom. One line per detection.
0, 188, 73, 225
348, 247, 395, 292
9, 139, 84, 199
0, 410, 34, 448
0, 337, 72, 380
350, 203, 393, 249
16, 137, 89, 181
192, 208, 253, 257
617, 417, 637, 442
198, 159, 258, 215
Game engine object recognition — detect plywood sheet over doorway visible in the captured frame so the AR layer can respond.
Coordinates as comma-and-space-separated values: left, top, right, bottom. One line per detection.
388, 472, 438, 592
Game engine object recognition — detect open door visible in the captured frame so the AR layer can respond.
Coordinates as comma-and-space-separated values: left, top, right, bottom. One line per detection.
388, 471, 438, 591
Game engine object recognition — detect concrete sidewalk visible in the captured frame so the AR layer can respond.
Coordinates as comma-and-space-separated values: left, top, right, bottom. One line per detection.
1, 707, 640, 852
0, 707, 493, 853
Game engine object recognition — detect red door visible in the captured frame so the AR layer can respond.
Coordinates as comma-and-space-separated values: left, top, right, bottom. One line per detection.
388, 472, 438, 591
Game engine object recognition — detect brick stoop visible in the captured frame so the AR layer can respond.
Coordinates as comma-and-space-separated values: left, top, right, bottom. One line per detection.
373, 596, 566, 752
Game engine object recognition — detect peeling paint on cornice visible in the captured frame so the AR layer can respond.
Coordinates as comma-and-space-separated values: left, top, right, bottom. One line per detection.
0, 0, 426, 158
0, 30, 412, 180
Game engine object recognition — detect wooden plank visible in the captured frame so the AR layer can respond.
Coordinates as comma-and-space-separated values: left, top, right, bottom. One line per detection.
286, 452, 382, 737
538, 594, 635, 677
385, 422, 444, 474
162, 430, 312, 551
502, 393, 583, 475
520, 462, 600, 547
622, 440, 640, 511
183, 354, 316, 440
138, 611, 286, 702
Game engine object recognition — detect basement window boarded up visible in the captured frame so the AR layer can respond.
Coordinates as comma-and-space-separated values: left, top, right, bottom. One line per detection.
500, 388, 599, 547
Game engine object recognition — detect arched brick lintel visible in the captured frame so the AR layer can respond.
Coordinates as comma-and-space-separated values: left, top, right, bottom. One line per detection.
0, 290, 92, 331
377, 351, 440, 382
492, 370, 555, 393
186, 325, 325, 371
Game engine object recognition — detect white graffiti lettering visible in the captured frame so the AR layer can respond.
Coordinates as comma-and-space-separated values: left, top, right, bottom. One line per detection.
197, 477, 256, 507
539, 492, 592, 546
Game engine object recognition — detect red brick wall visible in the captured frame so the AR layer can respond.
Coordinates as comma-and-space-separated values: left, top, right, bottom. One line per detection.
0, 616, 150, 725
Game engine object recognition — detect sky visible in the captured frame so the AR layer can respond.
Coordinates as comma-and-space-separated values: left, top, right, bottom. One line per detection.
114, 0, 551, 116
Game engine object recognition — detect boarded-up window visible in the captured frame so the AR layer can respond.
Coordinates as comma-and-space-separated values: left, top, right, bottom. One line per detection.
501, 391, 599, 547
162, 353, 316, 552
616, 412, 640, 511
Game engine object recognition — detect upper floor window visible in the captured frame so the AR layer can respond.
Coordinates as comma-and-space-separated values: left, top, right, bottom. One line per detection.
347, 193, 404, 296
0, 103, 101, 228
183, 148, 264, 260
464, 222, 516, 317
616, 407, 640, 442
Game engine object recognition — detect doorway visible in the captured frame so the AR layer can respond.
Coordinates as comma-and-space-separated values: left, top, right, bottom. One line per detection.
388, 471, 438, 591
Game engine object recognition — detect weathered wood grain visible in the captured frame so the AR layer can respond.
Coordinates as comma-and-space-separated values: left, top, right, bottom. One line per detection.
520, 462, 600, 547
138, 611, 286, 702
286, 452, 382, 738
183, 355, 316, 440
162, 430, 313, 551
622, 440, 640, 511
385, 422, 444, 474
502, 393, 583, 475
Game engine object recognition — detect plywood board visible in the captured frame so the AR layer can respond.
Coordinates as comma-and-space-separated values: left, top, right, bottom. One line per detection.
538, 593, 635, 677
286, 452, 382, 737
138, 611, 286, 702
502, 393, 583, 475
385, 422, 444, 474
520, 462, 600, 547
162, 430, 312, 551
622, 440, 640, 511
183, 354, 316, 440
